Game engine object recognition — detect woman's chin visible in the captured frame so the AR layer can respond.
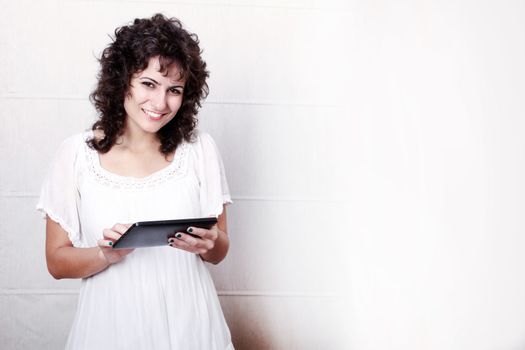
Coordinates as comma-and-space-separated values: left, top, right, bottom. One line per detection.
139, 120, 166, 134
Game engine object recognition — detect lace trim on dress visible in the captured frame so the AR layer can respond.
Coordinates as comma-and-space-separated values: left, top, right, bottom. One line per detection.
36, 206, 83, 247
84, 133, 190, 190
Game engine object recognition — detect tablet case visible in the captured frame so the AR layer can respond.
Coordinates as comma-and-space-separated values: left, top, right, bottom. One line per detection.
112, 217, 218, 249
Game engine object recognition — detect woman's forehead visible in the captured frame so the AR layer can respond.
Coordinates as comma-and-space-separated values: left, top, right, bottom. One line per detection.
142, 56, 185, 82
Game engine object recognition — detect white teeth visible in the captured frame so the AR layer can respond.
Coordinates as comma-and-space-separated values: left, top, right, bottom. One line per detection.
143, 109, 163, 118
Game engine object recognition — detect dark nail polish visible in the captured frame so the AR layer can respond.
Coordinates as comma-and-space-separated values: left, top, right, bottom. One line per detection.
175, 233, 182, 239
187, 227, 193, 234
108, 241, 113, 246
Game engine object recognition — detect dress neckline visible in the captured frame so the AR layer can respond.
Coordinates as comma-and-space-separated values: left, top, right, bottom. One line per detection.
83, 130, 190, 189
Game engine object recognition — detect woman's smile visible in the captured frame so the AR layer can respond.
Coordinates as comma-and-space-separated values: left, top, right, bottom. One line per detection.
142, 108, 167, 121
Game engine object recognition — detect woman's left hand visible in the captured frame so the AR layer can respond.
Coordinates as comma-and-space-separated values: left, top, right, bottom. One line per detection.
168, 225, 220, 255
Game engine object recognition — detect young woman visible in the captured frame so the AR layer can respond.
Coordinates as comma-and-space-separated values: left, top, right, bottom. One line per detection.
37, 14, 234, 349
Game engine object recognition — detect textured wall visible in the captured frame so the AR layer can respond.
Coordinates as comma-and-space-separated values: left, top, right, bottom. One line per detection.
3, 0, 525, 350
0, 0, 349, 349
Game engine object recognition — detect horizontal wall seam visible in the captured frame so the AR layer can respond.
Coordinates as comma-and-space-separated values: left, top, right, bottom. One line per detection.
0, 289, 343, 298
218, 290, 344, 298
0, 95, 337, 108
0, 193, 341, 202
63, 0, 352, 12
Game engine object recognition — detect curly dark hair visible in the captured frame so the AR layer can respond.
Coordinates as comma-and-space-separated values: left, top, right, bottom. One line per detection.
87, 13, 209, 155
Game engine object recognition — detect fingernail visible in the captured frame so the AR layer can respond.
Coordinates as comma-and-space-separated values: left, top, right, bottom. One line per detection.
187, 227, 194, 234
168, 238, 174, 243
108, 241, 113, 246
175, 233, 182, 239
168, 243, 173, 247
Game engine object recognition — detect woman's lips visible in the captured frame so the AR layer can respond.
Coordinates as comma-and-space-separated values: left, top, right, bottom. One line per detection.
142, 108, 165, 121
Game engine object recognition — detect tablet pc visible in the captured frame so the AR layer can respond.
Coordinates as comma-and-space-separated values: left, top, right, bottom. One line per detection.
112, 217, 218, 249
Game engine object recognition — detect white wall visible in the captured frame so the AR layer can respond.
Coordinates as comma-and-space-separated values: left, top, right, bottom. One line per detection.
339, 1, 525, 349
2, 0, 525, 349
1, 0, 349, 349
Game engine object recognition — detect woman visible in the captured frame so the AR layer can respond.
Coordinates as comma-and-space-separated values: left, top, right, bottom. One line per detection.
37, 14, 234, 349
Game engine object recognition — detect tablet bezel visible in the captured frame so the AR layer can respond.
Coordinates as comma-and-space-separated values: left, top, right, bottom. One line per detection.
112, 217, 218, 249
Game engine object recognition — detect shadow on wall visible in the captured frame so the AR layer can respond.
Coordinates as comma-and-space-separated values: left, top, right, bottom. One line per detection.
220, 295, 350, 349
221, 296, 275, 349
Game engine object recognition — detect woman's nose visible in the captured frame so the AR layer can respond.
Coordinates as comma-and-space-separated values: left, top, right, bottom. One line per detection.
151, 91, 167, 110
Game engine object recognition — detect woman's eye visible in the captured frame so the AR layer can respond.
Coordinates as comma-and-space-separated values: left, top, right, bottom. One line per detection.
169, 88, 182, 95
141, 82, 154, 88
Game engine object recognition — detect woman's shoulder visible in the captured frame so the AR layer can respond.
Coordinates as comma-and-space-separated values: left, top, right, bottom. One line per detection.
189, 130, 218, 150
52, 130, 92, 162
187, 130, 225, 167
56, 131, 88, 149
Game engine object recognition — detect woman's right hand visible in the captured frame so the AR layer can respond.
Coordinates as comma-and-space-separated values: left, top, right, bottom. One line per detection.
97, 223, 134, 264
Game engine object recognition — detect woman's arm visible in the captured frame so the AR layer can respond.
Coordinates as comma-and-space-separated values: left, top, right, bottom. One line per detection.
45, 218, 109, 279
45, 218, 134, 279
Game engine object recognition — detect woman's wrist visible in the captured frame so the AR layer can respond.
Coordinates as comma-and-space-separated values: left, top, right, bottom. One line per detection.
97, 247, 111, 267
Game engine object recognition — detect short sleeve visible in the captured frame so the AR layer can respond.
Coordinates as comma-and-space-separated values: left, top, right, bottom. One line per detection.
36, 134, 84, 247
194, 132, 232, 217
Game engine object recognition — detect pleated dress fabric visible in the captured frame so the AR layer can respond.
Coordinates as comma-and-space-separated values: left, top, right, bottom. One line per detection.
37, 130, 234, 350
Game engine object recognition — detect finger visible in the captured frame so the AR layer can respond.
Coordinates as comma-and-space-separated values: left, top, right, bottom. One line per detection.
103, 229, 122, 241
169, 237, 210, 254
182, 232, 214, 250
113, 223, 130, 234
185, 233, 214, 250
185, 226, 204, 238
187, 226, 218, 240
98, 239, 114, 247
176, 233, 200, 247
168, 237, 178, 245
169, 237, 192, 250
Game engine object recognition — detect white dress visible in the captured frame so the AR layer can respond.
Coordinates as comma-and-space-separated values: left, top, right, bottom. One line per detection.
36, 130, 234, 350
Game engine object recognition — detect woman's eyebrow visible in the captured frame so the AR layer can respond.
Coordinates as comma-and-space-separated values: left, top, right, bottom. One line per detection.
139, 76, 159, 84
139, 77, 184, 88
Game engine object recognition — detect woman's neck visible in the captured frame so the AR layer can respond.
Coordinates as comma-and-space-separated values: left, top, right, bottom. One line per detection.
119, 123, 161, 153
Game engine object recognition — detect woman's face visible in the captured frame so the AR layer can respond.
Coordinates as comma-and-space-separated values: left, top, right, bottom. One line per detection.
123, 56, 185, 135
